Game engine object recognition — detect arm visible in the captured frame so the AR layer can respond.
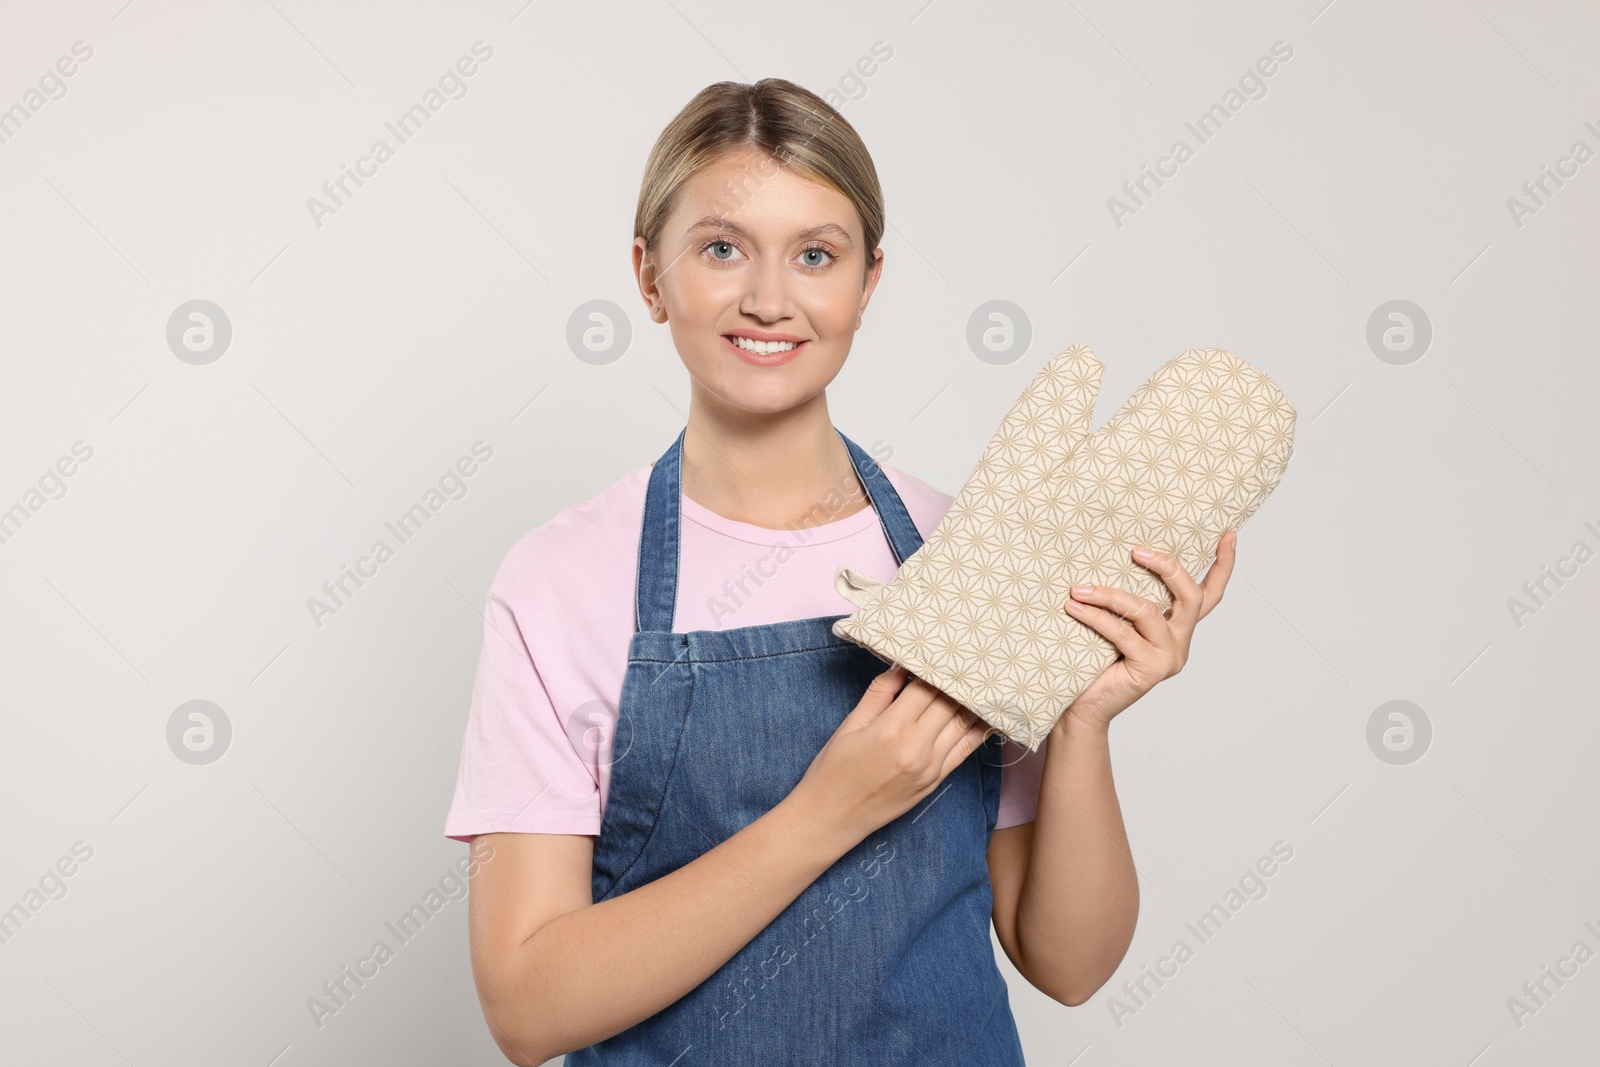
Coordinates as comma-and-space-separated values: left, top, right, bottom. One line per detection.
468, 665, 991, 1064
469, 791, 862, 1065
989, 536, 1238, 1005
988, 717, 1137, 1006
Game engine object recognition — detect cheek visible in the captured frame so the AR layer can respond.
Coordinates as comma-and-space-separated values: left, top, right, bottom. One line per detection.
674, 276, 732, 323
666, 286, 730, 361
798, 283, 861, 334
667, 321, 720, 377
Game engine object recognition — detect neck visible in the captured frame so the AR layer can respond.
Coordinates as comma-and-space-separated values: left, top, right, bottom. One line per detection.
679, 388, 870, 531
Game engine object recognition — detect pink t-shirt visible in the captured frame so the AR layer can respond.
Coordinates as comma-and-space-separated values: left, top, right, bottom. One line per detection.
444, 459, 1049, 843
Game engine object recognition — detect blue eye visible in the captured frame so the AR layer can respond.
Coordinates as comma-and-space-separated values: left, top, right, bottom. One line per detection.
698, 236, 839, 271
797, 244, 840, 271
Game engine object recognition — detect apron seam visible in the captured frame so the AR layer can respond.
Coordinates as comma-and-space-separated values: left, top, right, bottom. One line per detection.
598, 656, 698, 899
632, 634, 857, 664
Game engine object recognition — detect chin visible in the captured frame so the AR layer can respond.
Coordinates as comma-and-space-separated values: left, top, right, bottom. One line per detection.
700, 373, 818, 415
719, 388, 813, 416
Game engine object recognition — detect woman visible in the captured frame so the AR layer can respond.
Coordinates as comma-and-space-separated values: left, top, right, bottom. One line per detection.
446, 78, 1236, 1065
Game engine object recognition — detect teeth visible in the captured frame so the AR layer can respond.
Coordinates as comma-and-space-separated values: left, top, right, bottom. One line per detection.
729, 335, 799, 355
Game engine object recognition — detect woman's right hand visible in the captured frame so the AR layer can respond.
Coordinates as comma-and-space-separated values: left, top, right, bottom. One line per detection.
793, 664, 997, 845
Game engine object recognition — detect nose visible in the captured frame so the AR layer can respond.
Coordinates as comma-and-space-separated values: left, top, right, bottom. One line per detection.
738, 254, 794, 323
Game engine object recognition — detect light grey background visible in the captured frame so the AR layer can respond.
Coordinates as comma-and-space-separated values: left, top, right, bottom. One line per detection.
3, 0, 1596, 1063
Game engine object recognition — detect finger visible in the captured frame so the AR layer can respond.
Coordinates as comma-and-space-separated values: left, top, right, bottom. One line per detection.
1067, 582, 1170, 651
897, 674, 957, 725
876, 670, 942, 731
932, 696, 986, 753
907, 686, 969, 756
1064, 590, 1152, 656
852, 664, 909, 725
940, 717, 996, 781
879, 663, 909, 695
1132, 545, 1202, 627
1197, 530, 1238, 620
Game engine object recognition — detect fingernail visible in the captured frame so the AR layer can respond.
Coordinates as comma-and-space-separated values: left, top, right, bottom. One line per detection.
1071, 584, 1092, 597
1133, 546, 1154, 562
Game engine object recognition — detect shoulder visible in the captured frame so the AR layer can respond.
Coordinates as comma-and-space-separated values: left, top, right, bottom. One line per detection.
487, 464, 650, 607
878, 461, 956, 538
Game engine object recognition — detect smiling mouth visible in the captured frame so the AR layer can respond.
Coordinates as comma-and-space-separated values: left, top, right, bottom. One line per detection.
721, 334, 809, 366
724, 334, 804, 356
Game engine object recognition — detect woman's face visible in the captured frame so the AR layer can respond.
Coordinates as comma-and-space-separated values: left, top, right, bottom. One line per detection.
635, 147, 882, 418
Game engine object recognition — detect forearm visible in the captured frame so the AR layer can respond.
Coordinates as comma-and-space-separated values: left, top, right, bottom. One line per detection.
486, 792, 863, 1062
1015, 715, 1139, 1005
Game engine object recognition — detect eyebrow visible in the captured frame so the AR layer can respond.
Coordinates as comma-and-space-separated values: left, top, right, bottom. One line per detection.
683, 215, 854, 247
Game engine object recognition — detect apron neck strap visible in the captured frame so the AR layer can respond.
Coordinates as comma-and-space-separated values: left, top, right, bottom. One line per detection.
635, 426, 925, 634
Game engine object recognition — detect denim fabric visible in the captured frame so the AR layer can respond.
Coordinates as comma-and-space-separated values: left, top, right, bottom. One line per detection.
566, 427, 1027, 1066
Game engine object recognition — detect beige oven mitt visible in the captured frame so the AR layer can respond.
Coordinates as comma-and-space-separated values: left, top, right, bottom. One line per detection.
832, 344, 1296, 751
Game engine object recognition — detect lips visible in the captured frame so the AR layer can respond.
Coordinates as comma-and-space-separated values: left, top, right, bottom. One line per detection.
722, 334, 808, 367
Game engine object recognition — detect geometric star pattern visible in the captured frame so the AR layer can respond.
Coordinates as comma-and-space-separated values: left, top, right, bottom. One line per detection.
831, 344, 1297, 752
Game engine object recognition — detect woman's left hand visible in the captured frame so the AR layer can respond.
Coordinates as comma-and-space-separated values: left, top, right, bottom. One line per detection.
1056, 530, 1238, 732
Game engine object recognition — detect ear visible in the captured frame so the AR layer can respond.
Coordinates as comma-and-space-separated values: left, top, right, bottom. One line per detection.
633, 236, 663, 319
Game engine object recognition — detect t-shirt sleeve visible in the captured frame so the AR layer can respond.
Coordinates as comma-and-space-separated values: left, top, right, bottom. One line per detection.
996, 734, 1047, 829
444, 586, 604, 842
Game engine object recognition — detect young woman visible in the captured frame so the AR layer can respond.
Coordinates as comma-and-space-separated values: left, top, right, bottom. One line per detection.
446, 78, 1236, 1065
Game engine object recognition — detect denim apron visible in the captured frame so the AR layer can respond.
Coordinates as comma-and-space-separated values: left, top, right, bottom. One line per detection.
566, 426, 1027, 1066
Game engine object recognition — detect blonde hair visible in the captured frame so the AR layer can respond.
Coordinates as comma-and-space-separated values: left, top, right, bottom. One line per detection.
634, 78, 884, 285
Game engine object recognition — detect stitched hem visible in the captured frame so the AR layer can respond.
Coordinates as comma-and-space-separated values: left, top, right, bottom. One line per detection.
444, 811, 601, 842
